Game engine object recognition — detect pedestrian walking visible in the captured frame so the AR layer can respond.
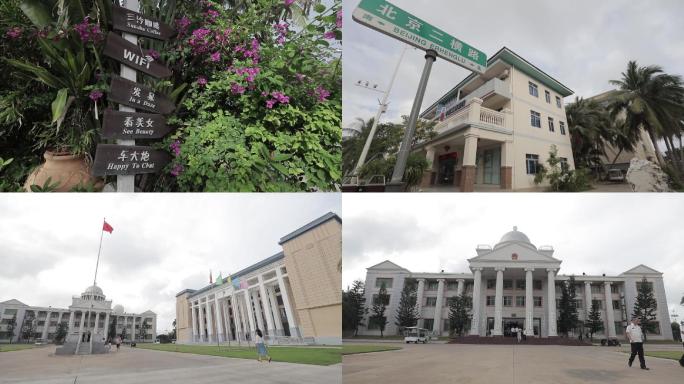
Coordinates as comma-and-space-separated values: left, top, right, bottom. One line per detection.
626, 318, 649, 370
115, 335, 121, 351
255, 329, 271, 363
516, 327, 521, 343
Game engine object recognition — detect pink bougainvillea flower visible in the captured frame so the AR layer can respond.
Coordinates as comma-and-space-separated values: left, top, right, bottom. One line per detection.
284, 0, 295, 6
176, 16, 191, 35
315, 86, 331, 102
324, 31, 336, 40
336, 10, 343, 28
206, 9, 220, 22
147, 49, 160, 60
6, 27, 22, 39
73, 17, 103, 43
89, 89, 103, 101
210, 51, 221, 62
197, 76, 208, 86
170, 163, 184, 177
169, 140, 182, 157
266, 99, 276, 109
230, 83, 246, 95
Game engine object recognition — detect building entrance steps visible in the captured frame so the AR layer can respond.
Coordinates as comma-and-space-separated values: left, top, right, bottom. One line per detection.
449, 335, 591, 346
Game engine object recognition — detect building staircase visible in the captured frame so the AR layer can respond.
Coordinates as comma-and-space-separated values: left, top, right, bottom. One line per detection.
449, 335, 591, 346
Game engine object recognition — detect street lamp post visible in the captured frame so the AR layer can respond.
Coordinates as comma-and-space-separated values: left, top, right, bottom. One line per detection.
352, 44, 408, 176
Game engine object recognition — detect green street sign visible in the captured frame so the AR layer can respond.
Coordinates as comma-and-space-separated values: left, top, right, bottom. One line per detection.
352, 0, 487, 74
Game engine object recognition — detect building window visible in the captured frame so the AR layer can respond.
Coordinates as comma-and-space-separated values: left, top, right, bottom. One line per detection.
533, 280, 542, 290
503, 280, 513, 289
526, 154, 540, 175
372, 294, 390, 306
548, 117, 555, 132
486, 296, 495, 306
425, 297, 437, 307
447, 281, 459, 291
576, 299, 583, 309
533, 296, 542, 307
636, 281, 653, 291
591, 285, 603, 294
612, 300, 620, 310
514, 280, 524, 290
530, 110, 541, 128
592, 299, 602, 309
529, 82, 539, 97
503, 296, 513, 306
487, 279, 496, 289
556, 96, 562, 108
427, 281, 439, 291
611, 285, 620, 294
423, 319, 434, 331
375, 278, 393, 288
545, 90, 551, 103
559, 121, 566, 135
515, 296, 525, 307
651, 321, 661, 335
615, 322, 624, 335
368, 316, 387, 330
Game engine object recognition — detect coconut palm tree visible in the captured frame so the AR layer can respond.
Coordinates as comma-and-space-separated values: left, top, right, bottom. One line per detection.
609, 61, 684, 169
566, 97, 611, 172
607, 119, 639, 165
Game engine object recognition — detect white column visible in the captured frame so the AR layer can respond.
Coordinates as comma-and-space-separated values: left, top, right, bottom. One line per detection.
456, 279, 465, 296
276, 268, 299, 337
191, 305, 198, 342
42, 311, 51, 340
104, 312, 110, 341
524, 268, 534, 336
416, 279, 425, 329
122, 316, 128, 341
547, 269, 558, 337
231, 295, 242, 341
90, 312, 100, 352
584, 282, 592, 321
470, 268, 482, 336
205, 301, 214, 342
214, 298, 224, 342
243, 291, 257, 341
130, 316, 136, 342
259, 277, 276, 336
433, 279, 445, 334
268, 286, 284, 334
68, 311, 75, 338
250, 289, 266, 334
493, 267, 505, 336
463, 133, 479, 167
604, 281, 616, 338
76, 311, 85, 352
221, 299, 233, 341
198, 305, 206, 342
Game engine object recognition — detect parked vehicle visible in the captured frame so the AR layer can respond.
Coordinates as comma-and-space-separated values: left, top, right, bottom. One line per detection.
403, 327, 430, 344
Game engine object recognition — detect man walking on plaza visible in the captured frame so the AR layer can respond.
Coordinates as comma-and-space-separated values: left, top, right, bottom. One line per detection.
626, 318, 649, 370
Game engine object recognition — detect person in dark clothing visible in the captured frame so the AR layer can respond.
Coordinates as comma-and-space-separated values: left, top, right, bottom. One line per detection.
626, 318, 649, 370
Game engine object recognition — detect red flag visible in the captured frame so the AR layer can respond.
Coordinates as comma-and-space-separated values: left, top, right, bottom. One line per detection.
103, 221, 113, 234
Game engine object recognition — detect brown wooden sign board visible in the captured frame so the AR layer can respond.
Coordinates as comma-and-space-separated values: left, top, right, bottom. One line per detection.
111, 5, 176, 41
103, 32, 172, 78
109, 75, 176, 114
102, 109, 173, 139
92, 144, 172, 176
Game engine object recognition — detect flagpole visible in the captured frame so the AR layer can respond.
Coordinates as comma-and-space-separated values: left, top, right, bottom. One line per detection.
94, 217, 105, 286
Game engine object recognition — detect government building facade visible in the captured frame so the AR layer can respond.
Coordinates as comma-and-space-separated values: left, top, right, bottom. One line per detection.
0, 285, 156, 354
176, 212, 342, 345
359, 228, 674, 340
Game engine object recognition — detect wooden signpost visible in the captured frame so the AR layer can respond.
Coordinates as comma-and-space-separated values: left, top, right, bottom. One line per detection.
95, 0, 177, 191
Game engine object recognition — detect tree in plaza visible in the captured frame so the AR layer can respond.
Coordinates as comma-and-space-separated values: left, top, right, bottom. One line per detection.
139, 319, 150, 341
369, 283, 389, 337
20, 314, 36, 343
170, 319, 177, 341
585, 301, 603, 342
557, 276, 580, 337
108, 317, 117, 341
566, 97, 612, 173
448, 294, 472, 337
5, 314, 17, 344
54, 322, 68, 344
632, 278, 658, 340
120, 327, 127, 342
672, 322, 681, 342
342, 279, 367, 336
394, 279, 418, 333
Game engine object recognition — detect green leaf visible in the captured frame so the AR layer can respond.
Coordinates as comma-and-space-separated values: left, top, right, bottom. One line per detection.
51, 89, 69, 128
19, 0, 52, 28
314, 3, 326, 13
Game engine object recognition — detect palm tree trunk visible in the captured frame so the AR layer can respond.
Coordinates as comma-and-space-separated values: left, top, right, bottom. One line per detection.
645, 128, 666, 167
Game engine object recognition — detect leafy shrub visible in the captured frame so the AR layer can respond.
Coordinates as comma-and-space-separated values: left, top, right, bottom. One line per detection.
534, 145, 592, 192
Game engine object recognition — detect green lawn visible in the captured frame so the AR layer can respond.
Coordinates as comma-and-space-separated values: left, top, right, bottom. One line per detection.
342, 344, 402, 355
137, 344, 341, 366
0, 344, 35, 352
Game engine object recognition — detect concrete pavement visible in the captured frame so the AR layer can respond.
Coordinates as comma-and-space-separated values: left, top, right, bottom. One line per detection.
0, 345, 340, 384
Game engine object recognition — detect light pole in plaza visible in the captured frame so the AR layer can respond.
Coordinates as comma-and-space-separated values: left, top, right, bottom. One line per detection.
352, 44, 408, 176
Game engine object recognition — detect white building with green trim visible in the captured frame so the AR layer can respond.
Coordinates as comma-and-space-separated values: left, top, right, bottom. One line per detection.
416, 47, 575, 191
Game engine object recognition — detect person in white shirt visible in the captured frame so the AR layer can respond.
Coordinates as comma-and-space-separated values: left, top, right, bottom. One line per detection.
625, 317, 649, 370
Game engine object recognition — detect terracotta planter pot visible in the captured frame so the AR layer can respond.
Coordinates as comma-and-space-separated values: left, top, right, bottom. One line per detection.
24, 151, 100, 192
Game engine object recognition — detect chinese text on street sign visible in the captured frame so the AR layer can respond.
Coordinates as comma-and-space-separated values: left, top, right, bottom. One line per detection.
92, 144, 171, 176
352, 0, 487, 74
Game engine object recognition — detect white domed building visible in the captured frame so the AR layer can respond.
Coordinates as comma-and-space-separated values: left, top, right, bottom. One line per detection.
359, 227, 674, 340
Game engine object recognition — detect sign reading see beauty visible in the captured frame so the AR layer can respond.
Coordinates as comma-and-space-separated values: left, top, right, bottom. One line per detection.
103, 32, 172, 78
92, 144, 172, 176
109, 75, 176, 114
111, 5, 176, 41
102, 109, 173, 140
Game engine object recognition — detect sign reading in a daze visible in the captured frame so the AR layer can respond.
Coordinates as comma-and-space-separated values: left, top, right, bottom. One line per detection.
353, 0, 487, 74
111, 5, 176, 41
109, 75, 176, 114
102, 109, 173, 139
103, 32, 172, 78
92, 144, 172, 176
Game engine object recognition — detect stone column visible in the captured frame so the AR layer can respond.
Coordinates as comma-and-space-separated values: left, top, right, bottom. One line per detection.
500, 140, 513, 189
456, 279, 465, 296
198, 305, 206, 342
104, 312, 110, 341
90, 312, 100, 352
547, 269, 558, 337
276, 268, 299, 337
191, 305, 198, 342
525, 268, 535, 337
493, 267, 505, 336
122, 316, 128, 341
268, 286, 284, 334
231, 295, 242, 341
416, 279, 426, 329
584, 282, 592, 321
243, 291, 257, 341
221, 299, 233, 341
68, 311, 75, 337
421, 147, 437, 188
604, 281, 616, 338
130, 316, 136, 342
470, 268, 483, 336
214, 298, 224, 342
460, 133, 479, 192
433, 279, 445, 335
250, 289, 265, 334
258, 276, 276, 336
205, 302, 214, 342
42, 311, 51, 340
76, 311, 85, 352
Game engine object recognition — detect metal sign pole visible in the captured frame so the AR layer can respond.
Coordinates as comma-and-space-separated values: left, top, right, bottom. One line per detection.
117, 0, 139, 192
388, 49, 437, 189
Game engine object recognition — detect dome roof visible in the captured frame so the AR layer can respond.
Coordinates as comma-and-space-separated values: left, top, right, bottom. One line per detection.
113, 305, 124, 314
84, 284, 103, 296
494, 226, 534, 249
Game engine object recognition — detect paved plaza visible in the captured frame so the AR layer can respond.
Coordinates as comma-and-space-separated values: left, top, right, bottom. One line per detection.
343, 343, 682, 384
0, 346, 341, 384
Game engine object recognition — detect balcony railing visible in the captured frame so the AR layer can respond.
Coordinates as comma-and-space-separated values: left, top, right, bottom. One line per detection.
433, 100, 510, 135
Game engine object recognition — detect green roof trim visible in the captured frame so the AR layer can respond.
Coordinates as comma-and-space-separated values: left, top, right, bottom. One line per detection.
422, 47, 574, 117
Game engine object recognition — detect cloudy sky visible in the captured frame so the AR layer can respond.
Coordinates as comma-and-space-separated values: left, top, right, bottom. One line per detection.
343, 194, 684, 323
0, 194, 340, 335
342, 0, 684, 129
